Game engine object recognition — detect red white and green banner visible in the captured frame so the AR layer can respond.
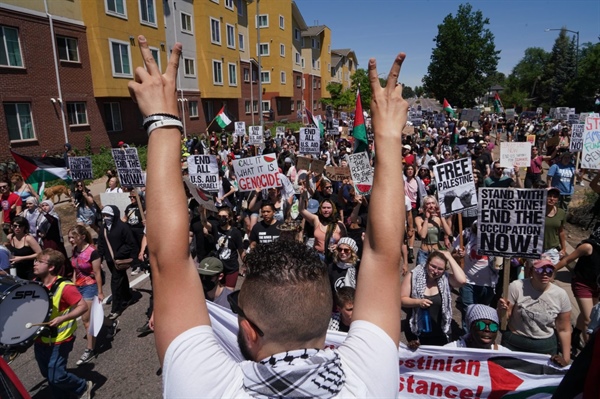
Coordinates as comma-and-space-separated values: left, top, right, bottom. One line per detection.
215, 105, 232, 128
494, 92, 504, 113
353, 89, 369, 153
305, 108, 325, 137
443, 98, 456, 118
11, 150, 70, 185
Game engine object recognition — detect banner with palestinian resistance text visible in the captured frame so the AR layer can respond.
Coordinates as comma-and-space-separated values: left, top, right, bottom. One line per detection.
68, 156, 93, 180
111, 148, 145, 187
205, 301, 568, 398
231, 154, 281, 191
477, 188, 545, 258
433, 158, 477, 216
187, 155, 219, 191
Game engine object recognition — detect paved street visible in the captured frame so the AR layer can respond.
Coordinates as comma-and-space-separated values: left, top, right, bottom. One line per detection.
407, 97, 442, 112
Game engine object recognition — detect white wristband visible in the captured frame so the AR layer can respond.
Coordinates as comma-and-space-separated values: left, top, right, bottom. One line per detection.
146, 119, 184, 136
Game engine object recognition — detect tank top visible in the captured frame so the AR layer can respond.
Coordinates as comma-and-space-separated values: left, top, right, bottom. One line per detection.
313, 221, 342, 254
574, 242, 600, 284
424, 219, 441, 245
71, 245, 98, 287
10, 235, 35, 280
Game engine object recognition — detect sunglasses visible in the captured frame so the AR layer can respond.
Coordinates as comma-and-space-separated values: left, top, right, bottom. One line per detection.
227, 290, 264, 337
534, 266, 555, 275
12, 224, 23, 228
338, 247, 352, 254
129, 196, 136, 199
324, 186, 333, 189
0, 185, 8, 189
473, 320, 499, 333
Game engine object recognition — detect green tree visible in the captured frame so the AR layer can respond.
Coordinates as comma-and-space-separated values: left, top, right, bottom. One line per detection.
422, 3, 500, 108
503, 47, 550, 107
564, 42, 600, 111
323, 82, 355, 111
414, 86, 425, 97
350, 68, 371, 110
544, 28, 577, 106
402, 85, 416, 98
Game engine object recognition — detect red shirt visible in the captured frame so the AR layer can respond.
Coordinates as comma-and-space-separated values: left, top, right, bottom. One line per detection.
1, 192, 22, 223
404, 154, 415, 166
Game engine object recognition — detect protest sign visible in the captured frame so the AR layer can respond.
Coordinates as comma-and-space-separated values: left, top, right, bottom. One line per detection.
187, 155, 219, 191
526, 135, 536, 145
348, 152, 373, 195
580, 112, 599, 123
100, 192, 130, 217
477, 188, 545, 258
111, 148, 144, 187
582, 116, 600, 170
275, 126, 285, 139
536, 107, 543, 115
232, 154, 280, 191
296, 156, 325, 175
248, 126, 263, 145
310, 158, 325, 175
68, 156, 93, 180
296, 156, 311, 171
206, 301, 568, 398
299, 127, 321, 155
567, 114, 579, 125
570, 124, 584, 153
505, 109, 516, 120
433, 158, 477, 217
325, 166, 351, 182
234, 121, 246, 137
183, 176, 217, 212
500, 142, 531, 168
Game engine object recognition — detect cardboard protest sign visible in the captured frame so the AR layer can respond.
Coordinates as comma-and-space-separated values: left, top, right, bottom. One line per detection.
296, 156, 311, 172
570, 124, 584, 153
433, 158, 477, 217
234, 121, 246, 137
187, 155, 219, 191
232, 155, 281, 191
348, 152, 373, 195
325, 166, 351, 182
582, 116, 600, 170
299, 127, 321, 155
100, 192, 130, 217
111, 148, 145, 187
183, 176, 217, 212
477, 188, 545, 258
310, 159, 325, 175
500, 142, 531, 168
296, 156, 325, 174
68, 156, 93, 180
248, 126, 263, 145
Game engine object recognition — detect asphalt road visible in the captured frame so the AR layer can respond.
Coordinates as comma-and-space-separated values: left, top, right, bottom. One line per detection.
407, 97, 442, 112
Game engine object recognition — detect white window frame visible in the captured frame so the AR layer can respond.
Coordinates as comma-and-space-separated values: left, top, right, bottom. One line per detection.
256, 14, 268, 28
180, 11, 193, 34
189, 100, 199, 118
297, 100, 302, 111
301, 57, 305, 68
313, 100, 317, 110
225, 0, 234, 10
228, 63, 237, 86
313, 78, 316, 89
261, 100, 270, 113
212, 60, 223, 85
243, 67, 250, 82
226, 24, 235, 49
258, 43, 269, 56
245, 100, 251, 114
279, 15, 284, 29
1, 26, 24, 68
296, 76, 301, 87
139, 0, 157, 27
260, 71, 270, 84
4, 103, 35, 141
108, 39, 132, 78
210, 17, 221, 45
238, 33, 245, 51
104, 102, 122, 132
253, 100, 258, 113
280, 43, 285, 57
210, 0, 219, 3
149, 47, 161, 72
105, 0, 127, 19
290, 101, 294, 111
295, 52, 300, 65
294, 28, 300, 42
56, 36, 79, 63
66, 102, 89, 126
183, 57, 195, 77
280, 71, 286, 84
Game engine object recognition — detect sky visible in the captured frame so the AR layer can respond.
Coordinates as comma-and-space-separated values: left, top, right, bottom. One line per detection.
294, 0, 600, 89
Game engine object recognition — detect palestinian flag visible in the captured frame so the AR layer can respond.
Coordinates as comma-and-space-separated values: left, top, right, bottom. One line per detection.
215, 105, 232, 129
305, 108, 325, 137
443, 98, 456, 118
353, 89, 369, 153
493, 92, 504, 113
11, 150, 70, 185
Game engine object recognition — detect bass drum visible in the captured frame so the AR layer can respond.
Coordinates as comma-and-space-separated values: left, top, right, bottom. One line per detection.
0, 276, 51, 346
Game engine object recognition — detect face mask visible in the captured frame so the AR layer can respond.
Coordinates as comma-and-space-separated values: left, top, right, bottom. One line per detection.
201, 276, 217, 294
219, 217, 229, 226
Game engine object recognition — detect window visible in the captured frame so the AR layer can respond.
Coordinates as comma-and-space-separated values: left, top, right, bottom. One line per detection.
238, 33, 245, 51
279, 15, 284, 29
189, 101, 198, 117
245, 100, 251, 114
225, 0, 234, 10
301, 58, 305, 68
260, 71, 270, 84
313, 100, 317, 110
295, 52, 300, 65
56, 36, 79, 62
150, 47, 160, 71
257, 15, 268, 28
212, 60, 223, 85
296, 76, 301, 87
106, 0, 127, 18
294, 28, 300, 42
261, 101, 270, 113
328, 45, 330, 54
313, 78, 316, 89
252, 69, 258, 82
318, 81, 321, 89
236, 0, 244, 16
139, 0, 156, 25
226, 24, 235, 49
297, 100, 302, 111
210, 18, 221, 45
280, 71, 286, 84
0, 26, 23, 67
228, 63, 237, 86
253, 100, 258, 113
258, 43, 269, 56
109, 40, 132, 77
290, 102, 294, 111
312, 59, 316, 69
243, 68, 250, 82
4, 103, 35, 141
104, 102, 122, 132
280, 43, 285, 57
66, 102, 88, 126
312, 38, 319, 49
183, 58, 195, 77
181, 12, 193, 34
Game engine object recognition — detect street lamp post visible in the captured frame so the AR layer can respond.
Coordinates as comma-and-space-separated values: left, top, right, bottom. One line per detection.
545, 28, 579, 77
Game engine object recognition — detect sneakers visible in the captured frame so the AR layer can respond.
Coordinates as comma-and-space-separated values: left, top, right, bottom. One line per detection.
76, 349, 95, 366
136, 321, 153, 336
108, 311, 121, 320
131, 268, 141, 275
407, 248, 414, 264
78, 380, 93, 399
580, 181, 585, 186
106, 320, 119, 340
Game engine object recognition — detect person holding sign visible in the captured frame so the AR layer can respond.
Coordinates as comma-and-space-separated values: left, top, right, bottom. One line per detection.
131, 33, 406, 397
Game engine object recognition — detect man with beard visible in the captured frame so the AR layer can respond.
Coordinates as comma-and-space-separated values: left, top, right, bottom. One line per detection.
249, 203, 281, 250
198, 256, 233, 310
445, 304, 510, 351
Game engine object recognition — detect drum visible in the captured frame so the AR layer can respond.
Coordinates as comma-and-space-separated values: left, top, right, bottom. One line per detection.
0, 276, 51, 346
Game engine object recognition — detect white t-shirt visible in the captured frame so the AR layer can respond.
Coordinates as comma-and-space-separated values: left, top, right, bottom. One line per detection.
452, 232, 497, 287
105, 187, 123, 193
163, 320, 398, 398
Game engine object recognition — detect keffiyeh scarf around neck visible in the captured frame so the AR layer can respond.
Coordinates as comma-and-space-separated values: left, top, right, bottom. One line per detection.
336, 261, 357, 288
241, 348, 345, 399
409, 264, 452, 338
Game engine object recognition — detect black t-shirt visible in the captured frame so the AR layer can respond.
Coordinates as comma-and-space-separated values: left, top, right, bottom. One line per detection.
474, 152, 492, 175
220, 133, 228, 145
249, 220, 282, 245
328, 263, 353, 295
124, 204, 144, 229
189, 217, 218, 261
213, 226, 243, 273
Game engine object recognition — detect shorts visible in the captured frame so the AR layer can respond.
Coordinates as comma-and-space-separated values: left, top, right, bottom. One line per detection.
572, 277, 600, 299
225, 271, 238, 288
78, 283, 98, 300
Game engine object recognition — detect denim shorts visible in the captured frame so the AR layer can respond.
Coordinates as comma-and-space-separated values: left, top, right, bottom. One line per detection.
78, 283, 98, 300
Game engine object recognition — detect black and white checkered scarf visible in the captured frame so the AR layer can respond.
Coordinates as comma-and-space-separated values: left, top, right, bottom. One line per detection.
409, 264, 452, 339
241, 348, 345, 398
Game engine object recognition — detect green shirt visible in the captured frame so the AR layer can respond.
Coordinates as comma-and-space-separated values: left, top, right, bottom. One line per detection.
544, 207, 566, 250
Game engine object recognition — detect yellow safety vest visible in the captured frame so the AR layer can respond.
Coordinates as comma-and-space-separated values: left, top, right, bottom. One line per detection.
40, 277, 78, 345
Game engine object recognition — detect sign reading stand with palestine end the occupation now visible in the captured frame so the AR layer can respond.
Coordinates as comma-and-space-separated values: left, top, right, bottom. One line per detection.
111, 148, 145, 187
68, 156, 93, 180
477, 188, 546, 258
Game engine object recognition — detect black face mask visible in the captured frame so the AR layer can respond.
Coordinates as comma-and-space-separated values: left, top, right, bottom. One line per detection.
201, 276, 217, 294
219, 217, 229, 226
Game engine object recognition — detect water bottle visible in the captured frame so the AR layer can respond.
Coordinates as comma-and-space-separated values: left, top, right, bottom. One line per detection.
418, 308, 432, 334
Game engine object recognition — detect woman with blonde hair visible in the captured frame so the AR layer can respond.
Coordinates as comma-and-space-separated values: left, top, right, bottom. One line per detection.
11, 173, 39, 202
414, 195, 452, 266
328, 237, 360, 297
